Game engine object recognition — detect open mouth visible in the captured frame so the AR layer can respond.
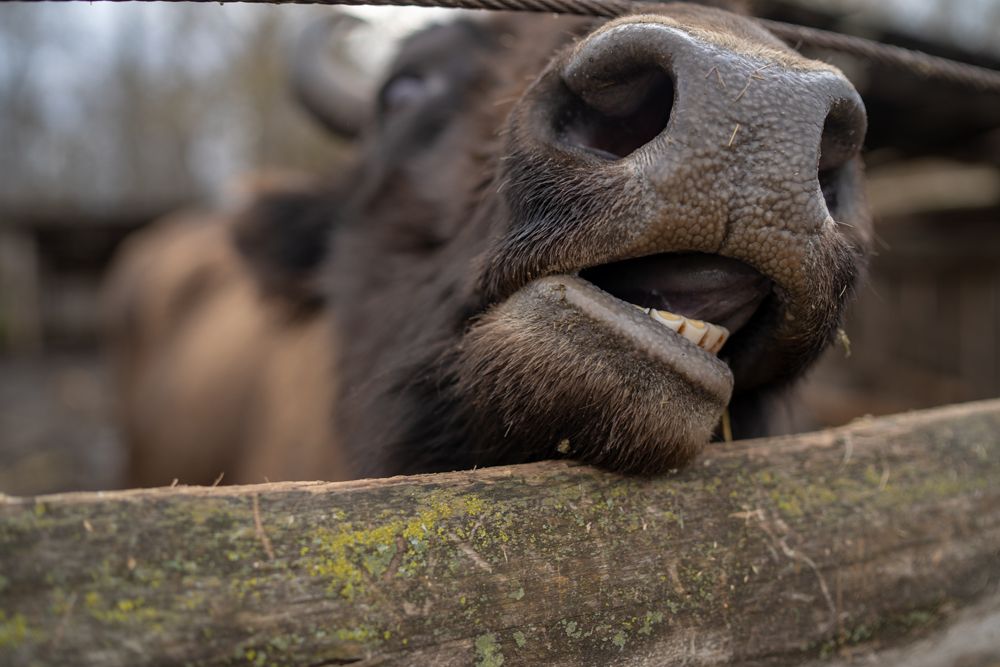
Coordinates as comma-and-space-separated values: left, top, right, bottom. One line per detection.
461, 251, 783, 472
578, 252, 772, 360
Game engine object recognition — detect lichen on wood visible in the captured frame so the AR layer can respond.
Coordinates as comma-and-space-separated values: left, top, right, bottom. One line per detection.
1, 400, 999, 666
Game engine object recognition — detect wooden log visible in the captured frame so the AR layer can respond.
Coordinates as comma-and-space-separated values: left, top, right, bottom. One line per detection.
1, 400, 999, 666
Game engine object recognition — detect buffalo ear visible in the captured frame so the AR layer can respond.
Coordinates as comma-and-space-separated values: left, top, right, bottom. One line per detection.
231, 186, 339, 309
290, 14, 374, 139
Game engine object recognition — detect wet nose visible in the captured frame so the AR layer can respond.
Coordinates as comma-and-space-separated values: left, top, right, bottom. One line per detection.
553, 17, 867, 223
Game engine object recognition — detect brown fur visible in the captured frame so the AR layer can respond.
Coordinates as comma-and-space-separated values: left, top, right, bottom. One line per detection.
105, 211, 344, 486
109, 4, 871, 485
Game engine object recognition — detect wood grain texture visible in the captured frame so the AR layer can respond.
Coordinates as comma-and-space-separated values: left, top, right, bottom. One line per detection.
1, 400, 999, 666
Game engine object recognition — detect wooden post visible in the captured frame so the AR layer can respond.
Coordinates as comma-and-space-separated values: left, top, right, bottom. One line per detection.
2, 400, 999, 666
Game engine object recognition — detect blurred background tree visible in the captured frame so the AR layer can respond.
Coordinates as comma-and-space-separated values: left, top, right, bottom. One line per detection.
0, 3, 344, 212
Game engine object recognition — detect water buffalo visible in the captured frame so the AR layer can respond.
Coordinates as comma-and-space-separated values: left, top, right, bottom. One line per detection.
108, 2, 870, 486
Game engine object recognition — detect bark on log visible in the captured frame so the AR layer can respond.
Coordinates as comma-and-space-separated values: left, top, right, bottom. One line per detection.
1, 400, 999, 666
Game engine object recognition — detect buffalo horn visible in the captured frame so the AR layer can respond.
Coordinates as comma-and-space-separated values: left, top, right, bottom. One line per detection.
290, 14, 373, 138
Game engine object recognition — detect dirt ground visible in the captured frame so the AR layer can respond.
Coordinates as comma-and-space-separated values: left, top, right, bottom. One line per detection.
0, 354, 125, 496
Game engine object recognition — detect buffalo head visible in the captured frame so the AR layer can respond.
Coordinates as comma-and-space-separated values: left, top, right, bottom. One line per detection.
290, 3, 871, 477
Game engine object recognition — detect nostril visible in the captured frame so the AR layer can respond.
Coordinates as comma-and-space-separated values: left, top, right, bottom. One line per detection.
819, 166, 843, 216
555, 67, 675, 160
817, 96, 866, 215
819, 98, 866, 171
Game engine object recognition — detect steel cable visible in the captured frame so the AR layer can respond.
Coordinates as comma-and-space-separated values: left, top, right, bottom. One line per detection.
27, 0, 1000, 94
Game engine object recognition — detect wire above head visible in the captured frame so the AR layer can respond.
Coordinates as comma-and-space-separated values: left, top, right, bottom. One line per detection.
38, 0, 1000, 94
333, 0, 1000, 93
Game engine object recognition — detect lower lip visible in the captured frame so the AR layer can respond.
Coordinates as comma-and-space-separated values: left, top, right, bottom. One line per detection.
521, 274, 734, 402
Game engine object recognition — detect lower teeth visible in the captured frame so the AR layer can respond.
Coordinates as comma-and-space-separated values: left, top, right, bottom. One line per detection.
634, 304, 729, 354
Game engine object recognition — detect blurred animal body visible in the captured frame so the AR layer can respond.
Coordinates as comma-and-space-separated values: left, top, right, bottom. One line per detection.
106, 204, 344, 486
107, 3, 871, 486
